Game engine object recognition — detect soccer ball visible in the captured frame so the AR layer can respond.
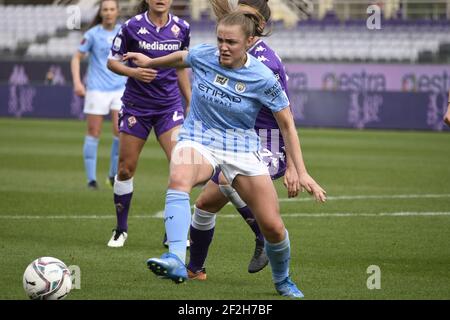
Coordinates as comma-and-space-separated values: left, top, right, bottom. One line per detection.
23, 257, 72, 300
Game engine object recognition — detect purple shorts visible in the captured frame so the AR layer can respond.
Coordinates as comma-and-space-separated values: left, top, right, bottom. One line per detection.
211, 144, 287, 184
118, 106, 185, 140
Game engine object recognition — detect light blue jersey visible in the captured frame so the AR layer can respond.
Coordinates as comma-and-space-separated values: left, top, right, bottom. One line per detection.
180, 44, 290, 153
79, 24, 126, 91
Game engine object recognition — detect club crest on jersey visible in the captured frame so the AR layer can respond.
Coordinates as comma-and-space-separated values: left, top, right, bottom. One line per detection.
127, 116, 137, 128
235, 82, 246, 93
214, 74, 229, 87
171, 24, 180, 37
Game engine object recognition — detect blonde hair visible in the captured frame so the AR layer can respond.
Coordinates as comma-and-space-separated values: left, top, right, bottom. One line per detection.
217, 10, 266, 37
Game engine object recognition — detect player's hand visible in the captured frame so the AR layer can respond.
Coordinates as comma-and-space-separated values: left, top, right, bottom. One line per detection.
444, 106, 450, 127
74, 82, 86, 97
123, 52, 152, 67
283, 165, 300, 198
131, 67, 158, 83
299, 172, 327, 203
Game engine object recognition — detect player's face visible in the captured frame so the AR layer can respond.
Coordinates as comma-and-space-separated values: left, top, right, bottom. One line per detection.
100, 0, 119, 26
147, 0, 172, 14
217, 24, 253, 69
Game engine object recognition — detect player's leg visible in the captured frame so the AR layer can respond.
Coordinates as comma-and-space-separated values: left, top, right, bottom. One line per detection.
108, 131, 146, 247
153, 108, 187, 247
158, 126, 192, 248
106, 89, 122, 188
232, 174, 304, 299
187, 176, 229, 280
107, 109, 119, 188
83, 90, 112, 189
83, 114, 103, 189
108, 110, 150, 247
217, 172, 268, 273
147, 143, 215, 283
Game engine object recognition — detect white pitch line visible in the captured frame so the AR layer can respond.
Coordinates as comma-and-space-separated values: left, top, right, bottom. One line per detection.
220, 211, 450, 218
153, 193, 450, 217
1, 212, 450, 220
0, 215, 116, 220
278, 193, 450, 203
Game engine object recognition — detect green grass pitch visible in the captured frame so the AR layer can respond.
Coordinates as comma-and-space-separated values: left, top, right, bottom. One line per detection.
0, 118, 449, 300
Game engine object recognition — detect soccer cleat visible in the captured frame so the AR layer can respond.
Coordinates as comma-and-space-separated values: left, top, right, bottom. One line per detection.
87, 180, 98, 190
162, 233, 190, 249
106, 176, 114, 188
275, 277, 304, 299
187, 268, 207, 281
248, 238, 269, 273
147, 252, 188, 284
107, 229, 128, 247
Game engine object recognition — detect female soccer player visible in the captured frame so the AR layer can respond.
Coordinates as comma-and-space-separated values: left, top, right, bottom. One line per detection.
71, 0, 126, 190
106, 0, 191, 247
125, 11, 326, 298
187, 0, 299, 279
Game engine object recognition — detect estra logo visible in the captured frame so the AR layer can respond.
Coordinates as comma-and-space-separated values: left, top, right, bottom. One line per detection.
401, 71, 450, 93
322, 71, 386, 91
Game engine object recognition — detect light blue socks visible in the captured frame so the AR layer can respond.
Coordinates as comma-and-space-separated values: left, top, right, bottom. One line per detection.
108, 136, 119, 178
265, 229, 291, 283
83, 135, 99, 182
164, 189, 191, 263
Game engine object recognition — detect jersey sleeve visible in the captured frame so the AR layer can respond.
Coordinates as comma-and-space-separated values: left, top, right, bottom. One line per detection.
109, 24, 129, 60
78, 29, 93, 53
258, 75, 290, 113
181, 25, 190, 51
184, 44, 211, 67
275, 58, 290, 98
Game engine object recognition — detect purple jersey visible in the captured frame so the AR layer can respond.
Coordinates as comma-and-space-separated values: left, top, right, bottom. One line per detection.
248, 40, 290, 178
110, 12, 190, 116
248, 40, 290, 132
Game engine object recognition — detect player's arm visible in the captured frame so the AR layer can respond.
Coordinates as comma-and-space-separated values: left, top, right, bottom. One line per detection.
107, 56, 157, 83
123, 51, 189, 69
71, 51, 87, 97
273, 107, 326, 202
176, 68, 191, 115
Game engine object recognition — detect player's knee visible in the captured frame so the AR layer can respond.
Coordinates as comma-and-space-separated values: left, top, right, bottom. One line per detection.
87, 126, 101, 138
262, 222, 285, 243
168, 171, 193, 192
195, 196, 219, 213
117, 163, 134, 180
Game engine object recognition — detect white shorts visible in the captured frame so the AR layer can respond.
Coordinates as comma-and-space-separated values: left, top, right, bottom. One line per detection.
173, 140, 269, 183
83, 89, 125, 115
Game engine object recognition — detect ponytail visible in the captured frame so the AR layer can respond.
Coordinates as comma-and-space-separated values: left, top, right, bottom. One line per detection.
211, 0, 270, 36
